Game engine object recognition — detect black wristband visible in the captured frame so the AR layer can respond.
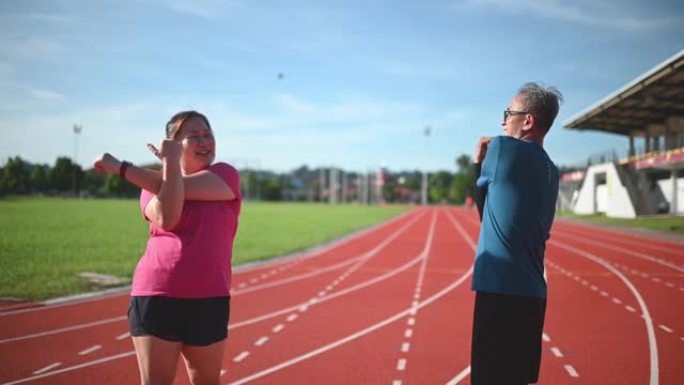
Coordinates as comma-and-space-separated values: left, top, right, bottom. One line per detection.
119, 161, 132, 180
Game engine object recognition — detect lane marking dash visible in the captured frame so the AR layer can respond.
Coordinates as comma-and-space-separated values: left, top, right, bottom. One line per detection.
78, 345, 102, 355
33, 363, 61, 375
234, 351, 250, 362
564, 365, 579, 378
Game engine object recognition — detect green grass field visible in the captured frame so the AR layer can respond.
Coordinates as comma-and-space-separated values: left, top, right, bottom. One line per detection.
0, 197, 409, 300
557, 211, 684, 234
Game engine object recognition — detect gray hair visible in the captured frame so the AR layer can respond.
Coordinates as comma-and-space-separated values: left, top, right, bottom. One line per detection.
518, 82, 563, 133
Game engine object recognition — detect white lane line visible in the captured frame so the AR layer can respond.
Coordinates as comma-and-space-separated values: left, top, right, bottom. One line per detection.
551, 240, 659, 385
231, 235, 427, 331
221, 369, 227, 377
551, 347, 564, 358
553, 232, 684, 273
393, 380, 402, 385
255, 337, 269, 346
0, 316, 127, 345
665, 282, 674, 288
229, 221, 430, 331
401, 342, 410, 353
33, 362, 61, 375
272, 324, 285, 333
600, 291, 609, 297
5, 351, 135, 385
233, 351, 250, 362
564, 365, 580, 378
590, 285, 598, 291
658, 325, 673, 333
78, 345, 102, 355
233, 211, 425, 297
228, 209, 471, 385
445, 365, 471, 385
286, 314, 298, 322
542, 333, 551, 342
612, 298, 622, 305
390, 211, 436, 380
228, 258, 474, 384
626, 305, 637, 313
115, 332, 130, 340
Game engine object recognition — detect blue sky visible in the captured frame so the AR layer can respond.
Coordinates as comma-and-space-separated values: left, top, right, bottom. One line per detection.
1, 0, 682, 173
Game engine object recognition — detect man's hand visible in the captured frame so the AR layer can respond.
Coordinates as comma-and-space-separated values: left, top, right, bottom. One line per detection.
473, 137, 493, 164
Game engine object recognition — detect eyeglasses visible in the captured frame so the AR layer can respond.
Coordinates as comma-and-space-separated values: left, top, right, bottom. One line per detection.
503, 109, 529, 121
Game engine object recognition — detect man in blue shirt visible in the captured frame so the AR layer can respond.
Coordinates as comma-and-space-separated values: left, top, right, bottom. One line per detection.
471, 82, 562, 385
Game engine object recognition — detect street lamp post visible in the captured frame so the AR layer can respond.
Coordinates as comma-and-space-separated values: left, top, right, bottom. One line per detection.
421, 125, 431, 205
73, 124, 82, 195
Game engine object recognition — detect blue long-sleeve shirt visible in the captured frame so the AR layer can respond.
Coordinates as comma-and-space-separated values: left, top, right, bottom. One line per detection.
472, 136, 559, 298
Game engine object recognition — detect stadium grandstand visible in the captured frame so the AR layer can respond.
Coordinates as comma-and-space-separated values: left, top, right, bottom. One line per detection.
561, 50, 684, 218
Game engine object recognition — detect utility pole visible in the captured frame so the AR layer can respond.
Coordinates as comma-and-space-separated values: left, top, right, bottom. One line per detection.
421, 125, 431, 205
73, 124, 82, 196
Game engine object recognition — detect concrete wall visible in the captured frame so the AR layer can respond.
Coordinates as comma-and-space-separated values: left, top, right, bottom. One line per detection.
657, 176, 684, 214
573, 163, 637, 218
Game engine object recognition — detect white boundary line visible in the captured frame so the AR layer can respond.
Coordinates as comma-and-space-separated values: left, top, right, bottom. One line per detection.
0, 316, 127, 345
0, 209, 435, 385
0, 209, 419, 318
233, 209, 417, 273
232, 211, 425, 295
556, 222, 684, 254
554, 232, 684, 273
2, 351, 136, 385
1, 212, 425, 344
229, 264, 474, 384
228, 209, 475, 385
551, 239, 659, 385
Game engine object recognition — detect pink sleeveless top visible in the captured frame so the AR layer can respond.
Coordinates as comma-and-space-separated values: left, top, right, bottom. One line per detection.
131, 163, 241, 298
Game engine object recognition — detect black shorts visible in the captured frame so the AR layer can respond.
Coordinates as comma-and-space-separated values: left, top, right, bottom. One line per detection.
471, 291, 546, 385
128, 296, 230, 346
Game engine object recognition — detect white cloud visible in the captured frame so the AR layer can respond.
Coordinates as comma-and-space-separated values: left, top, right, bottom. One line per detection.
30, 89, 68, 102
0, 35, 70, 62
371, 60, 462, 80
156, 0, 240, 20
457, 0, 683, 31
274, 93, 423, 124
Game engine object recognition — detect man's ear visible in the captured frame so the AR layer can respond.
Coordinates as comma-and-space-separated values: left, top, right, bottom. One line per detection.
522, 113, 535, 131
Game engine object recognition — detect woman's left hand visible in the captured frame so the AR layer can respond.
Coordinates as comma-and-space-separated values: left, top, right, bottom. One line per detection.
93, 153, 121, 174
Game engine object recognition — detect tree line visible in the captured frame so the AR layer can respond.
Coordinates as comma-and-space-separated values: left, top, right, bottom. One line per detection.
0, 155, 479, 204
0, 156, 141, 197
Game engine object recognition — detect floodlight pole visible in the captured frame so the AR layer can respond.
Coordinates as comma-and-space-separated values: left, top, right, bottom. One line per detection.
421, 125, 431, 205
73, 124, 82, 195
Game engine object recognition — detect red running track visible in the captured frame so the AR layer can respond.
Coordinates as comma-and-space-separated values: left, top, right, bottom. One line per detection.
0, 207, 682, 384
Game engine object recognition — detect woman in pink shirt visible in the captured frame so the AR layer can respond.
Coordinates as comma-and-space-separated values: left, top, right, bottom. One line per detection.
94, 110, 241, 385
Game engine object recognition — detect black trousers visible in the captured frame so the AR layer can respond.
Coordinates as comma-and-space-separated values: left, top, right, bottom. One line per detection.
471, 291, 546, 385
